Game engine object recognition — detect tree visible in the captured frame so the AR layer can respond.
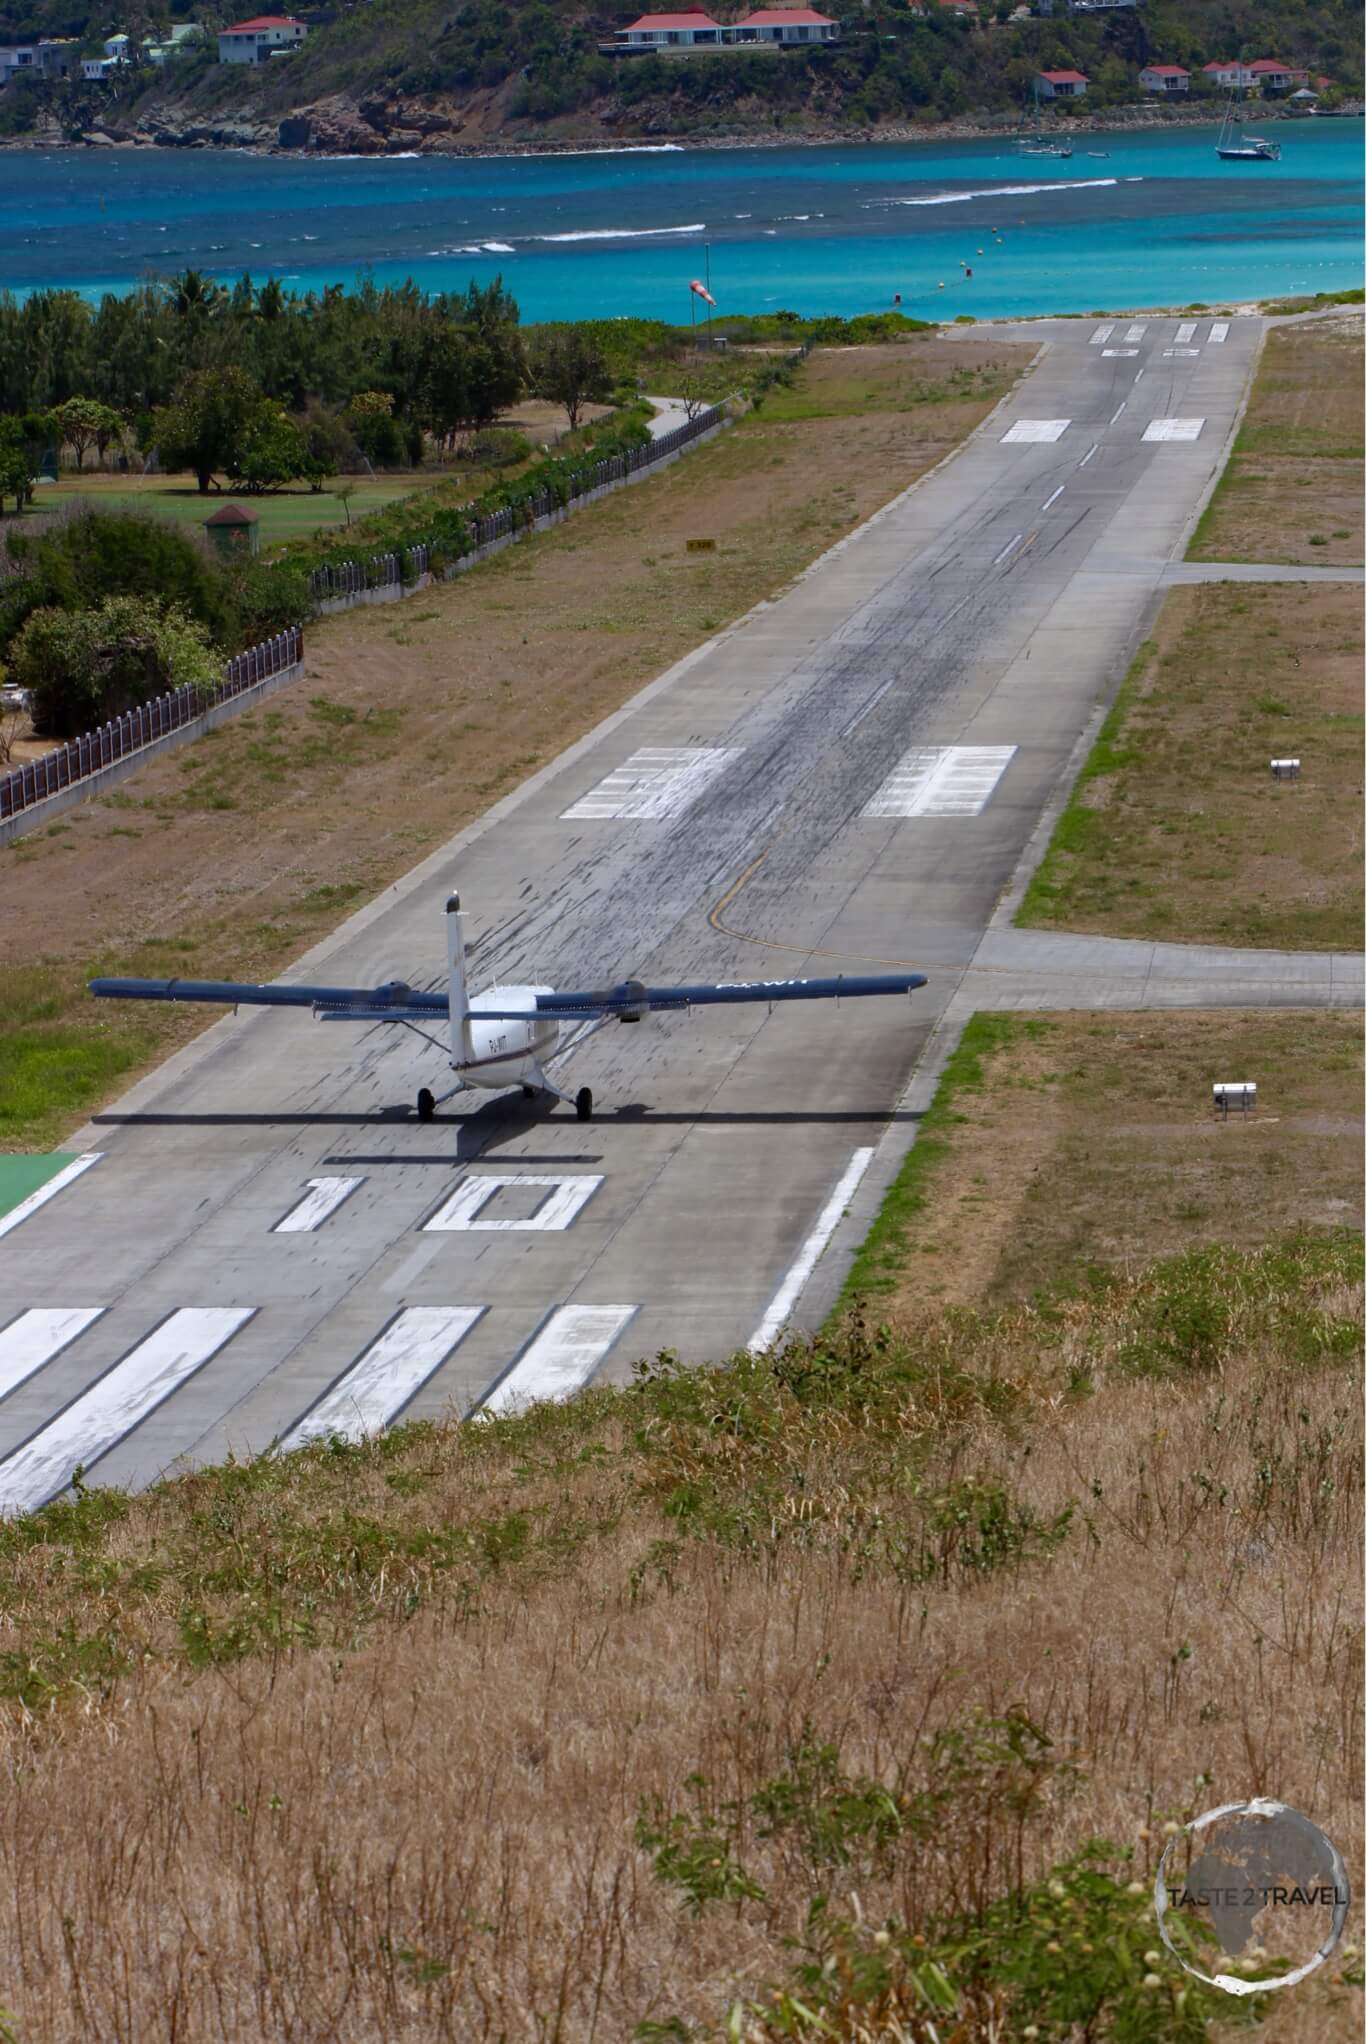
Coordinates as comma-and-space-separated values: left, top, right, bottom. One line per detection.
0, 506, 240, 657
0, 413, 52, 514
13, 595, 220, 737
52, 396, 122, 471
527, 327, 611, 430
151, 366, 269, 493
227, 409, 308, 493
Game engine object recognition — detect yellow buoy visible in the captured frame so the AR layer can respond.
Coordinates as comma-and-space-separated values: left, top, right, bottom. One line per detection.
937, 281, 945, 289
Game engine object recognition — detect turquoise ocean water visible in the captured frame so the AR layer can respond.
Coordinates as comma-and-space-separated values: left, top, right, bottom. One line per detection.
2, 122, 1361, 318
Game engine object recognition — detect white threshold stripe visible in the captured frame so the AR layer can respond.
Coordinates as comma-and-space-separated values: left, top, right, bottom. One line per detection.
1109, 400, 1127, 424
0, 1154, 102, 1240
480, 1305, 637, 1417
1101, 349, 1138, 358
1209, 322, 1229, 343
1175, 321, 1197, 343
0, 1309, 105, 1403
273, 1177, 363, 1233
280, 1307, 483, 1450
563, 746, 741, 821
1001, 419, 1069, 444
1040, 484, 1065, 511
0, 1306, 255, 1517
424, 1175, 602, 1232
1089, 323, 1114, 344
863, 745, 1016, 819
749, 1149, 876, 1353
1144, 417, 1205, 443
992, 531, 1023, 566
1162, 347, 1200, 359
1077, 443, 1099, 470
1124, 323, 1146, 342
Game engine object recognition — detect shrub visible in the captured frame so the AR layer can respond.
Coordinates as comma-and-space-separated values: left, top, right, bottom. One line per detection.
14, 596, 220, 737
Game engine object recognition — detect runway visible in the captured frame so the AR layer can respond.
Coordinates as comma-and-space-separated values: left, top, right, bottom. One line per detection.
4, 313, 1361, 1510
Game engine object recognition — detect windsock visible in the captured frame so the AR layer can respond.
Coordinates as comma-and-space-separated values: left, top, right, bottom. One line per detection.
689, 279, 717, 307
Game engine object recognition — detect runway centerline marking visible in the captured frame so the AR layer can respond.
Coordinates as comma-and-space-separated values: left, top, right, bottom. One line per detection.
1134, 368, 1144, 383
0, 1308, 105, 1404
279, 1307, 483, 1449
0, 1306, 256, 1517
1040, 484, 1066, 511
1163, 348, 1201, 359
1001, 419, 1070, 444
1209, 322, 1230, 343
562, 746, 741, 821
863, 745, 1017, 820
273, 1177, 364, 1233
1144, 418, 1205, 443
1101, 349, 1138, 359
749, 1149, 876, 1353
1077, 443, 1099, 470
1109, 401, 1127, 424
480, 1305, 637, 1417
0, 1154, 102, 1240
992, 531, 1023, 565
424, 1175, 603, 1232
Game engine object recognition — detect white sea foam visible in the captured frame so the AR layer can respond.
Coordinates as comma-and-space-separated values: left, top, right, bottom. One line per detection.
869, 177, 1128, 208
481, 241, 515, 253
536, 222, 706, 242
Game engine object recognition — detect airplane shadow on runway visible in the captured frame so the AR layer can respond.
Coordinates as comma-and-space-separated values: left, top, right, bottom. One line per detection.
97, 1093, 925, 1165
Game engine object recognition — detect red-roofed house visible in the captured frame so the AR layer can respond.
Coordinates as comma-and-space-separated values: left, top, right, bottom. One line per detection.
1035, 68, 1087, 99
1139, 63, 1190, 94
1203, 61, 1254, 90
734, 7, 839, 42
216, 14, 306, 62
1247, 58, 1300, 94
614, 8, 726, 46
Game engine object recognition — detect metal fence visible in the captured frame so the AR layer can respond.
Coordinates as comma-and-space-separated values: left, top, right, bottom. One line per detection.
307, 404, 728, 605
0, 626, 303, 824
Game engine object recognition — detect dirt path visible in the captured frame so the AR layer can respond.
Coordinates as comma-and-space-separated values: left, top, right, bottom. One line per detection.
2, 336, 1028, 1149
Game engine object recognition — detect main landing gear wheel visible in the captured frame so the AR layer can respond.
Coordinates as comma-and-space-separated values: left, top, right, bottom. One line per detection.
522, 1084, 537, 1099
575, 1087, 594, 1122
416, 1088, 436, 1122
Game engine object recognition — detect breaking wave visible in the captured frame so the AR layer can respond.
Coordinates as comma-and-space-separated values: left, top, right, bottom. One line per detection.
869, 177, 1128, 207
535, 222, 706, 242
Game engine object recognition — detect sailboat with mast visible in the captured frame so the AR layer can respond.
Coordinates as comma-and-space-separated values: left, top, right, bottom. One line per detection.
1216, 77, 1281, 160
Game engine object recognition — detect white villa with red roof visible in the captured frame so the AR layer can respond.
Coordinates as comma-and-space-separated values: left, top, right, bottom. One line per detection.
605, 6, 838, 53
216, 14, 307, 63
1035, 67, 1088, 99
1138, 63, 1189, 94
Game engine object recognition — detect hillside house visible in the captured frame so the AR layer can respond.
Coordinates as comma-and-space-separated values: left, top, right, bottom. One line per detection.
1247, 59, 1299, 95
604, 6, 836, 51
1139, 63, 1189, 94
1035, 68, 1088, 99
1203, 61, 1254, 90
0, 37, 74, 81
217, 15, 307, 63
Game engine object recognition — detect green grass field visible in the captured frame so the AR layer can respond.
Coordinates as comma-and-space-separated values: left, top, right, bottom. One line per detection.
22, 471, 452, 548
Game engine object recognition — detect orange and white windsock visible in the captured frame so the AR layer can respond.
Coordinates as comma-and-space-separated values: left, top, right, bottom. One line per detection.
689, 279, 717, 307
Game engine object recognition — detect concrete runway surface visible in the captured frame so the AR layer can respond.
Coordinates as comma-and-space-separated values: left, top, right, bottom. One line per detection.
3, 314, 1363, 1511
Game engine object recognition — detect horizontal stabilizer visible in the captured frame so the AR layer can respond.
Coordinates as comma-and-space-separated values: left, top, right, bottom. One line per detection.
89, 976, 449, 1015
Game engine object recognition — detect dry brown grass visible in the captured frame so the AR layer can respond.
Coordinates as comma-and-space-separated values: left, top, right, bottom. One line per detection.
1017, 581, 1364, 950
0, 1249, 1359, 2042
860, 1009, 1363, 1317
2, 334, 1027, 1153
1189, 315, 1364, 566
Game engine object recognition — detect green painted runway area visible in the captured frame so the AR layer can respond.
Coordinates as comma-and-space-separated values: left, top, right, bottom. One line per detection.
0, 1153, 74, 1220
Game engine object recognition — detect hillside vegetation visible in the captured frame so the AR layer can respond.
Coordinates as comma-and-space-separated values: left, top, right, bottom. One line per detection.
0, 0, 1359, 148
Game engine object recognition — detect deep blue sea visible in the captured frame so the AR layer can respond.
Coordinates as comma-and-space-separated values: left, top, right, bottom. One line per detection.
3, 121, 1362, 319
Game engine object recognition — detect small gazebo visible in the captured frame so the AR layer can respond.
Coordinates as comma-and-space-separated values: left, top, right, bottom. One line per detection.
203, 501, 260, 556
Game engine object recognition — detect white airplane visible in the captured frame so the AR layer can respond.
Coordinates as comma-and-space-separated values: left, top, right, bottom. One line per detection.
91, 893, 928, 1121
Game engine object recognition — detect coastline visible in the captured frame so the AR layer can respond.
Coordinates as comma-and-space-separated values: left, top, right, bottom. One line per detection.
4, 94, 1359, 160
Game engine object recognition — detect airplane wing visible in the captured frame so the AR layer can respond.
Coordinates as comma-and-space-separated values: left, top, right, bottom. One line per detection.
87, 976, 449, 1023
472, 972, 927, 1022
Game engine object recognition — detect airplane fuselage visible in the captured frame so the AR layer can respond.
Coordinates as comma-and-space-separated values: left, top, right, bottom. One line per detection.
458, 985, 560, 1089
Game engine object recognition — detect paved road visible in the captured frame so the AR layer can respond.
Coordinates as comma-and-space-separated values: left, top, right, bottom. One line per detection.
3, 314, 1362, 1511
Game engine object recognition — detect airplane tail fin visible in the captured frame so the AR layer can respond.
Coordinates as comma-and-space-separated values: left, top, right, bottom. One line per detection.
445, 893, 468, 1060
